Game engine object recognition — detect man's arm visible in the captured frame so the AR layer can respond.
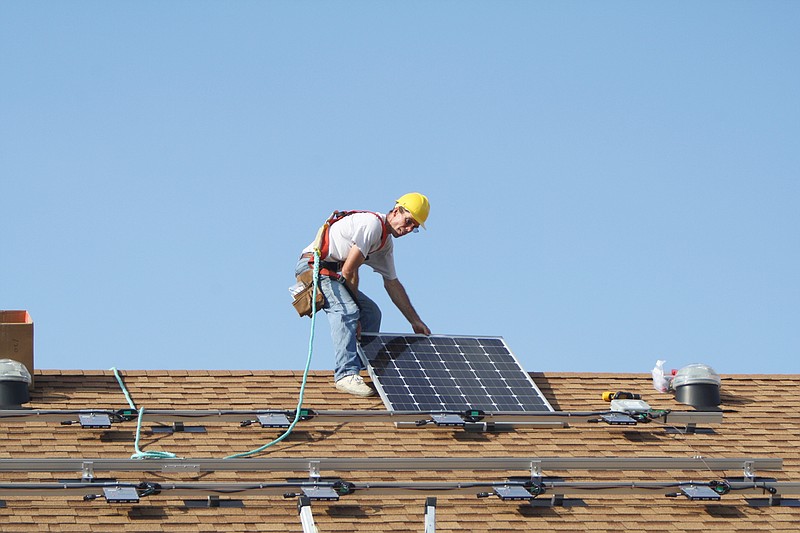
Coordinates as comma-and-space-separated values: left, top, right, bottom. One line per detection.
340, 244, 366, 298
383, 277, 431, 335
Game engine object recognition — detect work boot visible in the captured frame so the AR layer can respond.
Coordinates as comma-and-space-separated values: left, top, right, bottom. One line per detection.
335, 374, 375, 397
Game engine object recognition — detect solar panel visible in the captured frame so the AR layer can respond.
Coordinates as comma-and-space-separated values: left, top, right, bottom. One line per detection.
358, 334, 554, 413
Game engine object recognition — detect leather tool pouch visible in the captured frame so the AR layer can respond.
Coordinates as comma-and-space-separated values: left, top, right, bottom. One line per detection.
292, 270, 325, 318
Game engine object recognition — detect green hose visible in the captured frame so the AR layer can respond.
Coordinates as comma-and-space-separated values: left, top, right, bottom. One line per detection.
111, 367, 178, 460
224, 251, 321, 459
110, 251, 322, 460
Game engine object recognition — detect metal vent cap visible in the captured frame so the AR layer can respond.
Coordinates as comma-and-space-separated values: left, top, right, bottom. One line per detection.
673, 363, 721, 409
672, 364, 720, 388
0, 359, 32, 384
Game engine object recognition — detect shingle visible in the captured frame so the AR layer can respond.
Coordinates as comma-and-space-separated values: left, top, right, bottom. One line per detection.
0, 369, 796, 531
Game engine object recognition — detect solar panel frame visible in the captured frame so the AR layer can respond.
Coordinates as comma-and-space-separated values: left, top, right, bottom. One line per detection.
357, 333, 554, 413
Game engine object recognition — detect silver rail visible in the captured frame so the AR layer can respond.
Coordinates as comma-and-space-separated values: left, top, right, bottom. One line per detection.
0, 456, 782, 474
0, 408, 723, 426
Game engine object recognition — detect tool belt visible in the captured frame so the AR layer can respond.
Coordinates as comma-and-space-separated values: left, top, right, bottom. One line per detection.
292, 269, 325, 318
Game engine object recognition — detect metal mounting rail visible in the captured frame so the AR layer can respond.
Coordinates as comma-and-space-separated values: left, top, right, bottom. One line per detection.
0, 408, 723, 426
0, 480, 797, 498
0, 456, 782, 474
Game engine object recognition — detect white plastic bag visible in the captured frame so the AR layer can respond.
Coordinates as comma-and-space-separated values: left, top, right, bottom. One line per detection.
651, 359, 670, 393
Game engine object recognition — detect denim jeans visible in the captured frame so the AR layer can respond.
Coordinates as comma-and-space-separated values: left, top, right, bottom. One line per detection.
295, 257, 382, 381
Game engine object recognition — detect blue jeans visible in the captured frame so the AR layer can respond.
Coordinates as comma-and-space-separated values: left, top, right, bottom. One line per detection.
295, 257, 382, 381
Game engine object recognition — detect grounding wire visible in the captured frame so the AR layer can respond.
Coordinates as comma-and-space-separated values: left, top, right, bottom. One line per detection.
660, 420, 721, 479
223, 250, 321, 459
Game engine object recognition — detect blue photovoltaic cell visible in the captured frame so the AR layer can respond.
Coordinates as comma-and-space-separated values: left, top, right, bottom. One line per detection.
358, 334, 553, 412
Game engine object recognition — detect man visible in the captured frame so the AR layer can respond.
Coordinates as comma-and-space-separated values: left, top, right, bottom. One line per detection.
295, 193, 432, 396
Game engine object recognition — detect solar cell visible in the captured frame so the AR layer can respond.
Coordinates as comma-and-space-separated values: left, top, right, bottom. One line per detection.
358, 334, 553, 413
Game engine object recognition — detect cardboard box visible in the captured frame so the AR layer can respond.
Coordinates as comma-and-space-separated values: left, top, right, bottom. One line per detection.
0, 310, 34, 387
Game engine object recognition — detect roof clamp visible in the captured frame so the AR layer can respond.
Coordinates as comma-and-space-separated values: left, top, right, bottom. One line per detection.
308, 461, 321, 481
743, 460, 756, 481
81, 461, 95, 482
530, 461, 542, 482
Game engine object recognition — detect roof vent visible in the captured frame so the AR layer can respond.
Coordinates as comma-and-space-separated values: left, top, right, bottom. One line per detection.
0, 358, 32, 409
672, 364, 721, 410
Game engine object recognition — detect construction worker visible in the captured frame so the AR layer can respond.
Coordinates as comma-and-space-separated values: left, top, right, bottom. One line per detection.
296, 193, 432, 396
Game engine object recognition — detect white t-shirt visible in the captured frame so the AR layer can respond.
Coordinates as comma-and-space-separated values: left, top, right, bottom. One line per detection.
303, 212, 397, 280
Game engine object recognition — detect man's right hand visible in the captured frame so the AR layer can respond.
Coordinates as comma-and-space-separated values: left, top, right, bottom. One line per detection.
412, 320, 431, 336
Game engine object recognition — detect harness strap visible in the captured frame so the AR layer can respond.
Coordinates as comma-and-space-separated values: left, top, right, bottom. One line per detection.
311, 210, 388, 269
301, 252, 342, 280
319, 268, 341, 280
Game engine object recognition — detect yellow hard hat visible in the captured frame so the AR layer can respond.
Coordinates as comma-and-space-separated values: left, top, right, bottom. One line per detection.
395, 192, 430, 228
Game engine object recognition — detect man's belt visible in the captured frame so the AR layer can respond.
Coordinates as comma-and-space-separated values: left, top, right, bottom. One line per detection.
300, 253, 342, 280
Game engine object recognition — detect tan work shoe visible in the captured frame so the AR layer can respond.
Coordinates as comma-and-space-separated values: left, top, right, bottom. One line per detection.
335, 374, 375, 397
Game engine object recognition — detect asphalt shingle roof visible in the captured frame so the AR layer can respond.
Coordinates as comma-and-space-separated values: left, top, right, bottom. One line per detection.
1, 369, 798, 532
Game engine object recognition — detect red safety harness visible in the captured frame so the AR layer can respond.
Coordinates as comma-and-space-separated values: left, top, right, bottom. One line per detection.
307, 210, 389, 279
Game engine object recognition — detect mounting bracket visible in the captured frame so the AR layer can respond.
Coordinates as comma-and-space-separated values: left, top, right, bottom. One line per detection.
530, 460, 542, 482
743, 460, 755, 481
183, 495, 245, 508
82, 461, 94, 482
151, 421, 207, 434
308, 461, 321, 480
663, 422, 716, 435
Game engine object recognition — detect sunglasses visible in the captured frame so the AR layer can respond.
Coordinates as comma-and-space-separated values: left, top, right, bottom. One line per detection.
401, 213, 420, 233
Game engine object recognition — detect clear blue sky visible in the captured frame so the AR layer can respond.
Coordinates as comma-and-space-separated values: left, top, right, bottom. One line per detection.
2, 2, 798, 377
